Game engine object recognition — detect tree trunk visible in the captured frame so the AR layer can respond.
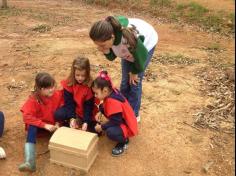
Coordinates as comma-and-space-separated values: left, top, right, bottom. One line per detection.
2, 0, 7, 8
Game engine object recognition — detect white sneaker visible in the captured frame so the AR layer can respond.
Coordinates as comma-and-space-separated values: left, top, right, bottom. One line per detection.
136, 116, 141, 123
0, 147, 6, 159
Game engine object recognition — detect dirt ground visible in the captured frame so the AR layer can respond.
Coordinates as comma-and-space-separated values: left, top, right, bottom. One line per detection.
0, 0, 234, 176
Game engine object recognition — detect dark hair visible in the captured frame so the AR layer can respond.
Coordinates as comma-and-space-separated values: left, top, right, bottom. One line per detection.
89, 16, 138, 50
92, 71, 112, 91
32, 72, 55, 103
67, 56, 92, 86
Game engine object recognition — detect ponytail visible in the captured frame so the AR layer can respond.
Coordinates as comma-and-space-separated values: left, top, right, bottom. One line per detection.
105, 16, 122, 32
107, 16, 137, 50
89, 16, 138, 50
121, 27, 137, 50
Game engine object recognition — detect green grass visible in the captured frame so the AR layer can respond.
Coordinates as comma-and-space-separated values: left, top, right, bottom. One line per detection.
174, 2, 233, 34
149, 0, 172, 7
27, 10, 73, 26
185, 2, 209, 22
81, 0, 235, 36
32, 24, 51, 33
0, 6, 22, 16
154, 53, 200, 65
84, 0, 95, 4
207, 58, 235, 70
206, 43, 221, 51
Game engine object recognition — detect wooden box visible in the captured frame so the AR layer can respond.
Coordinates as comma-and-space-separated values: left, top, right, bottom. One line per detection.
49, 127, 98, 173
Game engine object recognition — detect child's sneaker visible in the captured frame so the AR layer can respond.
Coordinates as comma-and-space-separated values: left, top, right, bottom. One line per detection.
123, 138, 129, 150
112, 143, 124, 156
112, 139, 129, 157
136, 115, 141, 123
0, 147, 6, 159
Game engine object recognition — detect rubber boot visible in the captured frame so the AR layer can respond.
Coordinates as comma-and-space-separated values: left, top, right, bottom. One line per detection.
18, 143, 36, 172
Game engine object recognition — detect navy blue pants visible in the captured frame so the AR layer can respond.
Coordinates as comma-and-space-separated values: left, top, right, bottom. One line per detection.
105, 126, 126, 143
26, 125, 49, 144
54, 106, 71, 126
0, 111, 4, 137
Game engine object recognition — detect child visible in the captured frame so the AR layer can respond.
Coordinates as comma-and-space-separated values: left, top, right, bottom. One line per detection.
19, 72, 63, 172
92, 71, 138, 156
0, 111, 6, 159
54, 56, 97, 132
89, 15, 158, 122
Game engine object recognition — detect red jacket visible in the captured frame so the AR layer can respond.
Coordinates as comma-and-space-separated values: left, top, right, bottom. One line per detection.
61, 80, 94, 120
103, 95, 138, 138
20, 90, 63, 129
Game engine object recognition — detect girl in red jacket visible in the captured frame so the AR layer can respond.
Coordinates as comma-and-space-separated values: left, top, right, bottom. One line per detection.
92, 71, 138, 156
19, 72, 63, 172
54, 56, 97, 132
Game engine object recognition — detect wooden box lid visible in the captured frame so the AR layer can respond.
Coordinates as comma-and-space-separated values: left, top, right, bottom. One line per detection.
49, 127, 98, 154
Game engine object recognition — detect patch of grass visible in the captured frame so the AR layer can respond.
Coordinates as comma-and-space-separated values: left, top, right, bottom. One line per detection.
176, 2, 208, 22
207, 58, 235, 70
186, 2, 209, 22
203, 14, 223, 32
99, 0, 109, 6
175, 2, 233, 34
228, 13, 235, 32
0, 6, 22, 16
153, 53, 199, 65
32, 24, 51, 33
149, 0, 172, 7
28, 11, 73, 26
84, 0, 95, 4
80, 0, 234, 35
206, 43, 222, 52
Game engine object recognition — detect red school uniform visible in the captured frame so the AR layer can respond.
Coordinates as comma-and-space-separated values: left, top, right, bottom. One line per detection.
103, 93, 138, 138
61, 80, 94, 120
20, 90, 63, 129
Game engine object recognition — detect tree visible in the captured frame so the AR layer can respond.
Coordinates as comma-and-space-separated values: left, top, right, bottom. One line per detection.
2, 0, 7, 8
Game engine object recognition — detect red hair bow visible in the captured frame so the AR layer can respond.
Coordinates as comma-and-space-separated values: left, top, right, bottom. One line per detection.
98, 71, 117, 93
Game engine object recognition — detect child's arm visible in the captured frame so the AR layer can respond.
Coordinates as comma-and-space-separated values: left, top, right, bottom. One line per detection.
83, 98, 94, 123
21, 100, 46, 128
63, 89, 76, 118
95, 113, 123, 133
81, 97, 94, 131
101, 112, 123, 130
23, 113, 46, 128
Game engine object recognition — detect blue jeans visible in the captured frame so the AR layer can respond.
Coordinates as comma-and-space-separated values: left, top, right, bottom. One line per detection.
120, 46, 155, 117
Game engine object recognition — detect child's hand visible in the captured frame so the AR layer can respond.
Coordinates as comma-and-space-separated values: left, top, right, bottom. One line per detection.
70, 118, 79, 129
95, 123, 102, 133
55, 122, 60, 129
95, 112, 102, 122
44, 124, 57, 132
129, 73, 139, 85
81, 123, 88, 131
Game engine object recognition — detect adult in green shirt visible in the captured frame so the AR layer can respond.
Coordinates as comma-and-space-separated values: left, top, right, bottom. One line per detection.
89, 16, 158, 122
